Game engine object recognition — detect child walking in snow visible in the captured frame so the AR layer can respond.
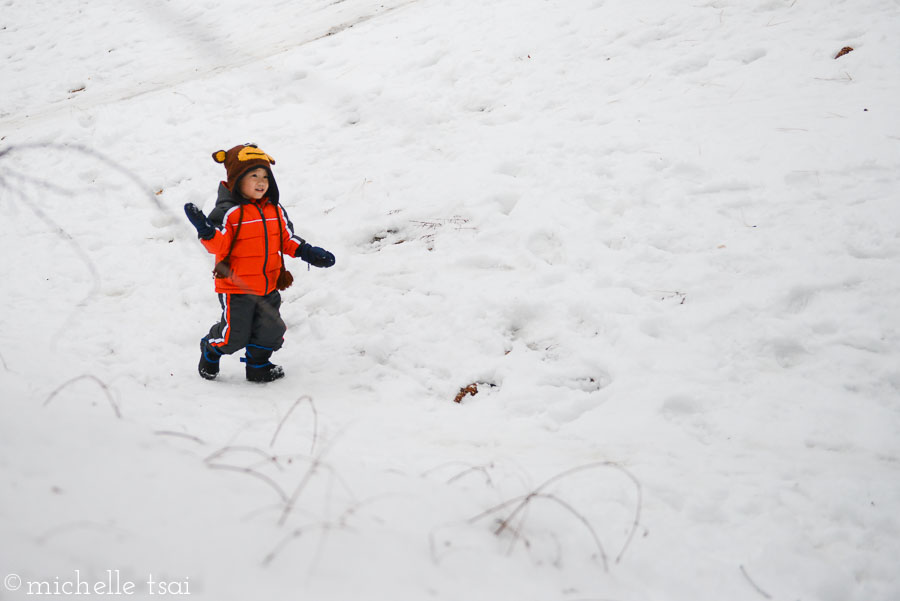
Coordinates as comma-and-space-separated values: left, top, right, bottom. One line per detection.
184, 143, 335, 382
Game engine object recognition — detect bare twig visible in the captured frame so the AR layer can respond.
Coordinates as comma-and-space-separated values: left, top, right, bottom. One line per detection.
270, 397, 303, 448
262, 523, 331, 567
0, 142, 195, 352
469, 461, 643, 570
814, 72, 853, 82
740, 565, 773, 599
239, 502, 315, 524
410, 216, 471, 231
263, 499, 372, 567
3, 183, 101, 321
654, 290, 687, 304
502, 503, 533, 557
270, 395, 318, 454
277, 460, 321, 527
447, 464, 495, 487
421, 460, 481, 478
0, 142, 169, 212
206, 463, 289, 504
43, 374, 121, 419
469, 494, 530, 524
483, 489, 610, 568
535, 493, 608, 568
613, 467, 643, 565
205, 445, 287, 472
154, 430, 205, 445
276, 432, 344, 527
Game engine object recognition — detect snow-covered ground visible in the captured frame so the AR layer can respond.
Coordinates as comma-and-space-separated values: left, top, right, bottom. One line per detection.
2, 0, 899, 599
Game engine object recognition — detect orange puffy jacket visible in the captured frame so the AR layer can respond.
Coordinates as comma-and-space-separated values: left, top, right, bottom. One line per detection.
201, 182, 304, 295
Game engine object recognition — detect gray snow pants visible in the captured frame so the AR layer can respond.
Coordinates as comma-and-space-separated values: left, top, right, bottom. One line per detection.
206, 291, 286, 355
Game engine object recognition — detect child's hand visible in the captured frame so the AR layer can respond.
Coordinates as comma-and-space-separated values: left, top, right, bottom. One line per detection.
297, 243, 336, 268
184, 203, 216, 240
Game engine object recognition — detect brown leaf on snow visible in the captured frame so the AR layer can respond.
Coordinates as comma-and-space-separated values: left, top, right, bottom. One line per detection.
834, 46, 854, 59
453, 384, 478, 404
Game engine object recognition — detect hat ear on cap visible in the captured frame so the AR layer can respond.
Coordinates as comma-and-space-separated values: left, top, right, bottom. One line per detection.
212, 150, 227, 163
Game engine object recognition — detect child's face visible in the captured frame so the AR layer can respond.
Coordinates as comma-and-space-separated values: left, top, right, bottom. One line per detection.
239, 168, 270, 200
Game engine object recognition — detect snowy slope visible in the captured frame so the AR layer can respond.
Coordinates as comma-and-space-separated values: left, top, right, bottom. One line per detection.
2, 0, 900, 600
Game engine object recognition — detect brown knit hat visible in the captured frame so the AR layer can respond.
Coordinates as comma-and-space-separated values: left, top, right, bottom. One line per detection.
212, 143, 279, 201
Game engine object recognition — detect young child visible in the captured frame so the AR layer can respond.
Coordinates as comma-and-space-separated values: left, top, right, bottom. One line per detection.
183, 143, 335, 382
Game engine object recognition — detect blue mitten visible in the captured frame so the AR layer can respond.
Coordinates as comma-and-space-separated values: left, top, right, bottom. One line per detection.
297, 243, 335, 268
184, 203, 215, 240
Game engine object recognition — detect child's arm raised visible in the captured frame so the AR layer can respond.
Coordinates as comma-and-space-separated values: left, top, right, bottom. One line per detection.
184, 203, 237, 256
184, 203, 215, 239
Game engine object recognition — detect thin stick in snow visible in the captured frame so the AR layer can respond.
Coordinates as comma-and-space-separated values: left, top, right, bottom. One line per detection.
740, 564, 773, 599
1, 177, 102, 343
446, 464, 495, 488
276, 432, 346, 528
206, 463, 290, 504
468, 461, 643, 571
270, 395, 318, 454
154, 430, 206, 445
205, 445, 287, 472
263, 501, 370, 568
43, 374, 121, 419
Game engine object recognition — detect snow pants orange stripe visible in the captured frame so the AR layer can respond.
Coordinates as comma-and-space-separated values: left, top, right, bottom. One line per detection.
206, 291, 286, 355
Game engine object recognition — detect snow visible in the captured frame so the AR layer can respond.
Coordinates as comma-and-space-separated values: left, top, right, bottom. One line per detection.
2, 0, 900, 599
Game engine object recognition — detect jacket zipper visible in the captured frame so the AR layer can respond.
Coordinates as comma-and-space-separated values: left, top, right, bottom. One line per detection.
254, 202, 270, 293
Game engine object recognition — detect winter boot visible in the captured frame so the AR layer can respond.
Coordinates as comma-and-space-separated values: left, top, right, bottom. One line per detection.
198, 337, 222, 380
242, 345, 284, 383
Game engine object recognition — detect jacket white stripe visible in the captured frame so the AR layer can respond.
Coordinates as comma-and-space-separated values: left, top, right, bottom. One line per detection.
278, 205, 306, 247
216, 205, 282, 234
